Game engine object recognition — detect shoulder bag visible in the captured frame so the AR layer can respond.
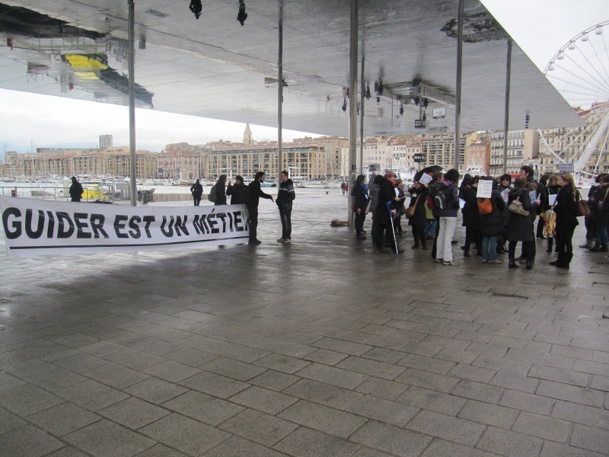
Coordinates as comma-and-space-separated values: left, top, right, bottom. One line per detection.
508, 196, 529, 217
405, 194, 421, 218
574, 190, 591, 217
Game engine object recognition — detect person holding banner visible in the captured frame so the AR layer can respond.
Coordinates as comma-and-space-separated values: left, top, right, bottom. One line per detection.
246, 172, 274, 245
69, 177, 84, 202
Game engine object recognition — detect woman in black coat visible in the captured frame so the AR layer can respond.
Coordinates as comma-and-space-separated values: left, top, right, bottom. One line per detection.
407, 181, 428, 249
506, 176, 536, 269
214, 174, 227, 206
550, 174, 579, 269
479, 178, 506, 263
459, 174, 481, 256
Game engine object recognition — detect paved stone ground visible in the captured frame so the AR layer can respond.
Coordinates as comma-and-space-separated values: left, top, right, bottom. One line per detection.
0, 189, 608, 457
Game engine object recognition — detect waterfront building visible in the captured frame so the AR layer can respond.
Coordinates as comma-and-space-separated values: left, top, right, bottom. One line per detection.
419, 131, 466, 170
489, 129, 539, 176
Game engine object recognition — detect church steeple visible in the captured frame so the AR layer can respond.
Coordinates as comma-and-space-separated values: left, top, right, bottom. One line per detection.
243, 123, 253, 146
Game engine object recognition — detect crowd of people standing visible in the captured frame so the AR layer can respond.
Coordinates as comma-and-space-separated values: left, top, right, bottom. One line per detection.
351, 165, 594, 271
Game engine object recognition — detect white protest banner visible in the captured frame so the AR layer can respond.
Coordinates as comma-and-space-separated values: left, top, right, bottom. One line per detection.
0, 197, 249, 256
548, 194, 557, 206
476, 179, 493, 198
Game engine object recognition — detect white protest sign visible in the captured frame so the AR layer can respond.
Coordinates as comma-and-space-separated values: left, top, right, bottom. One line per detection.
548, 194, 557, 206
419, 173, 432, 185
476, 179, 493, 198
0, 197, 249, 256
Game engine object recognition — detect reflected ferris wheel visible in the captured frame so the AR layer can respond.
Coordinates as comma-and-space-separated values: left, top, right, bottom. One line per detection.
542, 21, 609, 176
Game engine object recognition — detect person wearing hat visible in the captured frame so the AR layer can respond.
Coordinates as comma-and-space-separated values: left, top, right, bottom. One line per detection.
435, 168, 460, 265
69, 177, 83, 202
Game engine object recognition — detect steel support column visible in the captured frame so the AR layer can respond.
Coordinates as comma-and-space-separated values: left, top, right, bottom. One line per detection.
128, 0, 137, 206
348, 0, 359, 224
454, 0, 464, 171
503, 39, 512, 175
278, 1, 284, 183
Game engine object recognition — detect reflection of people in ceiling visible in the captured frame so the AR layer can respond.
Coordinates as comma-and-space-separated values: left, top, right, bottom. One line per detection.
189, 0, 202, 19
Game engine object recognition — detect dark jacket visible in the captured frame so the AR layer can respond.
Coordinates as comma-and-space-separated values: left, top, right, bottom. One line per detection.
506, 187, 535, 242
479, 189, 506, 237
190, 182, 203, 197
276, 179, 295, 210
544, 185, 561, 211
373, 177, 397, 225
407, 185, 427, 226
459, 175, 479, 228
352, 181, 369, 212
588, 184, 609, 222
554, 183, 579, 231
226, 183, 247, 204
247, 179, 273, 207
214, 179, 227, 205
69, 181, 83, 202
439, 180, 459, 218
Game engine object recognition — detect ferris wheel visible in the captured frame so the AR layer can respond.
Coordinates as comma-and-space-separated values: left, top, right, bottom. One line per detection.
541, 20, 609, 177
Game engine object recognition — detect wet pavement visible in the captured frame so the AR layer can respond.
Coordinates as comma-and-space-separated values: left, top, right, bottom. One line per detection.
0, 189, 608, 457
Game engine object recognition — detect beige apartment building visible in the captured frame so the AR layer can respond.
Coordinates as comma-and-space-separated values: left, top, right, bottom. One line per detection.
3, 148, 158, 179
489, 129, 539, 176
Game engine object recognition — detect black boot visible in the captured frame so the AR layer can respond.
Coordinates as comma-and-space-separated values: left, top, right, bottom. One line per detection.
551, 253, 565, 267
557, 254, 572, 269
526, 259, 533, 270
508, 257, 519, 268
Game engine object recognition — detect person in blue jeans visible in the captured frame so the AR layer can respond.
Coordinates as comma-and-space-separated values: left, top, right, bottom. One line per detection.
478, 177, 506, 264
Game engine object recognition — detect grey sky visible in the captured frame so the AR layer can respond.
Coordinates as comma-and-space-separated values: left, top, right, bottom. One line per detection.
0, 1, 607, 159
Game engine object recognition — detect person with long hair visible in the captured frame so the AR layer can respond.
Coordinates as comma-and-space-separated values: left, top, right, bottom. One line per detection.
550, 173, 579, 269
214, 174, 227, 206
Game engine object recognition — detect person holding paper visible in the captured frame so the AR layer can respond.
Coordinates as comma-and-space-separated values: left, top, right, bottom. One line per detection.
544, 175, 561, 253
479, 177, 506, 264
459, 174, 481, 258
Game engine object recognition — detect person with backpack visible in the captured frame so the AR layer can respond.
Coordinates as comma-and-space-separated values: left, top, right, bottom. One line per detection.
190, 179, 203, 206
478, 176, 506, 264
435, 168, 460, 265
276, 170, 295, 244
246, 171, 274, 245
